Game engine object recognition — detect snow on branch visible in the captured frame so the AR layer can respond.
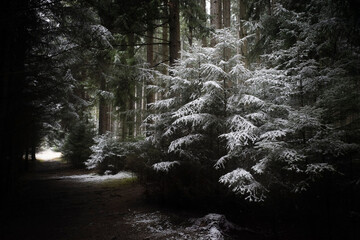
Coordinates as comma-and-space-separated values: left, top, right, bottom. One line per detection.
227, 115, 257, 132
260, 130, 287, 141
201, 63, 228, 80
245, 112, 267, 122
152, 161, 180, 172
214, 154, 230, 169
172, 113, 217, 130
220, 131, 257, 150
219, 115, 258, 150
149, 98, 176, 111
89, 24, 114, 48
202, 81, 223, 91
251, 158, 269, 174
239, 94, 264, 107
168, 134, 204, 153
305, 163, 335, 175
173, 96, 208, 118
219, 168, 266, 202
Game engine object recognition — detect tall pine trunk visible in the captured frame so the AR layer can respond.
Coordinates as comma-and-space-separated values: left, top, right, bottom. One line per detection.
147, 23, 155, 108
169, 0, 180, 65
223, 0, 231, 60
98, 76, 109, 135
127, 33, 135, 138
210, 0, 222, 46
238, 0, 248, 67
201, 0, 207, 47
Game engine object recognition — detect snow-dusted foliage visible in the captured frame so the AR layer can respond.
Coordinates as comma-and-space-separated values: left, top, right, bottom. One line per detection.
146, 13, 353, 201
86, 133, 116, 170
152, 161, 180, 172
219, 168, 266, 202
86, 133, 141, 173
126, 211, 249, 240
146, 29, 249, 173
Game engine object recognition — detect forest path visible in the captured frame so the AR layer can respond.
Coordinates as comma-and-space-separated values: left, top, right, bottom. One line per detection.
1, 155, 265, 240
0, 157, 156, 240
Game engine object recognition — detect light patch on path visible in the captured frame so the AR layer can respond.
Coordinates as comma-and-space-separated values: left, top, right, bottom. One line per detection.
51, 171, 135, 182
36, 149, 62, 161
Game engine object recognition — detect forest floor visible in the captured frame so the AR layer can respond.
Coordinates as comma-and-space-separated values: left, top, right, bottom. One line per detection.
0, 155, 264, 240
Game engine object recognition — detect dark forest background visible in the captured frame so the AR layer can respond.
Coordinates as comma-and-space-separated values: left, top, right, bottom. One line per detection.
1, 0, 360, 239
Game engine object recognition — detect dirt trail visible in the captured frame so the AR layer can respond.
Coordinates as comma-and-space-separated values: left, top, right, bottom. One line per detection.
0, 159, 150, 240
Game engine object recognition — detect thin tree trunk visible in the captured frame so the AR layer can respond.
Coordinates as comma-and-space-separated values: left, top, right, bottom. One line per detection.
223, 0, 231, 60
31, 145, 36, 162
162, 14, 169, 67
188, 26, 193, 47
147, 23, 155, 108
169, 0, 180, 65
217, 0, 222, 29
24, 147, 29, 171
223, 0, 230, 28
121, 113, 127, 141
201, 0, 207, 47
159, 16, 169, 101
127, 33, 135, 138
210, 0, 222, 46
239, 0, 248, 67
98, 76, 108, 135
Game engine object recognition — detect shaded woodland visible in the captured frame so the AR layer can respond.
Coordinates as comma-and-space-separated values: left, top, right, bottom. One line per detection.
1, 0, 360, 239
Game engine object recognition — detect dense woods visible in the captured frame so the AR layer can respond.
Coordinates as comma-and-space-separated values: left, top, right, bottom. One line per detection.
1, 0, 360, 239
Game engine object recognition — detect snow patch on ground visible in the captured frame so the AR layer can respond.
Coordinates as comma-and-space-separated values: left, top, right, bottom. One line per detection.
51, 171, 135, 182
126, 211, 245, 239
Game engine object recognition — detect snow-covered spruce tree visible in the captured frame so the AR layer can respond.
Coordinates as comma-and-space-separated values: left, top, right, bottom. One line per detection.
215, 1, 358, 201
147, 4, 356, 202
85, 132, 142, 174
145, 29, 251, 200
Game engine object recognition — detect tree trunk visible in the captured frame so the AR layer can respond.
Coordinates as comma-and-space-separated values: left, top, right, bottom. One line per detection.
146, 23, 156, 108
31, 145, 36, 162
98, 76, 109, 135
127, 33, 135, 138
201, 0, 207, 47
161, 17, 169, 99
24, 147, 29, 171
210, 0, 222, 46
169, 0, 180, 65
223, 0, 231, 60
188, 26, 193, 47
216, 0, 222, 29
239, 0, 248, 67
223, 0, 230, 28
162, 13, 169, 66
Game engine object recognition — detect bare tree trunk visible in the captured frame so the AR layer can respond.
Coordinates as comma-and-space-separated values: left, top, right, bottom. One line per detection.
24, 147, 29, 171
188, 26, 193, 47
169, 0, 180, 66
121, 113, 126, 141
223, 0, 231, 60
161, 18, 169, 99
134, 84, 142, 137
210, 0, 222, 46
31, 145, 36, 162
127, 33, 135, 138
127, 95, 134, 138
147, 23, 155, 108
162, 14, 169, 67
239, 0, 248, 67
98, 76, 109, 135
217, 0, 222, 29
201, 0, 207, 47
223, 0, 230, 28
